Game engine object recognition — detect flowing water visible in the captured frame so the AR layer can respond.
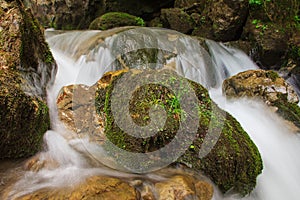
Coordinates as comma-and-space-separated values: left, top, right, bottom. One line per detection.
2, 28, 300, 199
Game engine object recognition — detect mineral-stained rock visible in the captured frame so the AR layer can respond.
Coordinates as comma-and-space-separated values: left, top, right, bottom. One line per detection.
223, 69, 300, 130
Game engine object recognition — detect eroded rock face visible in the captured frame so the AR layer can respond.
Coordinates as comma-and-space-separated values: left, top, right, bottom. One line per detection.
223, 69, 300, 130
57, 69, 263, 195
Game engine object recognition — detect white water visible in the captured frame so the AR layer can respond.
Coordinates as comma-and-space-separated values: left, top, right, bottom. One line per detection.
6, 28, 300, 199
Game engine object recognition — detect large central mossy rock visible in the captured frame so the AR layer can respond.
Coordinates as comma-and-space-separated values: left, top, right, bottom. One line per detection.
0, 0, 56, 159
57, 69, 263, 195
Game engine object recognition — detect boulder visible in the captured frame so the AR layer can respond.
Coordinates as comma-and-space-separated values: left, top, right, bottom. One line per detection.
24, 0, 106, 29
223, 69, 300, 129
155, 175, 213, 200
57, 69, 263, 195
14, 176, 138, 200
0, 0, 56, 158
89, 12, 145, 30
160, 8, 194, 34
0, 70, 50, 159
192, 0, 248, 42
105, 0, 174, 20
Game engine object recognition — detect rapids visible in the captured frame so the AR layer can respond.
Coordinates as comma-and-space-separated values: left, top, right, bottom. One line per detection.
3, 27, 300, 199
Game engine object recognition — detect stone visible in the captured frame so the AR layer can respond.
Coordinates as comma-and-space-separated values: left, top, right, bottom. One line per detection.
0, 0, 55, 159
57, 69, 263, 195
89, 12, 145, 30
24, 0, 106, 29
223, 69, 300, 130
14, 176, 138, 200
160, 8, 194, 34
155, 175, 213, 200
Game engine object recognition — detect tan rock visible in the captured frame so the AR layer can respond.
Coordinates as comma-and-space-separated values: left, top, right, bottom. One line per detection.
155, 175, 213, 200
223, 69, 299, 104
15, 176, 138, 200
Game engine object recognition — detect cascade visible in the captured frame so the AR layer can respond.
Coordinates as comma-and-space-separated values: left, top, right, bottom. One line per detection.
4, 28, 300, 199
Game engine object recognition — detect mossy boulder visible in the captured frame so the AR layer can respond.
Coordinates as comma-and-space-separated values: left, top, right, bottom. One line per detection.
0, 70, 50, 159
0, 0, 56, 98
160, 8, 195, 34
90, 69, 262, 195
223, 69, 300, 130
56, 69, 262, 195
0, 1, 55, 159
89, 12, 145, 30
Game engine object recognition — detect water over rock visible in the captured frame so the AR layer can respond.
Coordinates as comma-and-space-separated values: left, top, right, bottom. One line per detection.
57, 69, 263, 195
13, 176, 138, 200
223, 69, 300, 130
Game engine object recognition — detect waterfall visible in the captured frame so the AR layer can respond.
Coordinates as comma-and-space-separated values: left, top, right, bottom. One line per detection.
5, 27, 300, 199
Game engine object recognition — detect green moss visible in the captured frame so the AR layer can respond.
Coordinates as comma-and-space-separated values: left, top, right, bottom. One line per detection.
95, 70, 263, 195
89, 12, 145, 30
0, 70, 50, 159
266, 70, 279, 81
273, 97, 300, 129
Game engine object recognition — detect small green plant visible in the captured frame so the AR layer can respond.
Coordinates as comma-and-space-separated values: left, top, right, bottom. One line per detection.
252, 19, 268, 34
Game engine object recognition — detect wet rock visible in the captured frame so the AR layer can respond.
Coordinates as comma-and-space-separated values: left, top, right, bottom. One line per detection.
223, 69, 300, 130
0, 0, 54, 159
0, 0, 56, 98
160, 8, 194, 34
57, 69, 263, 195
15, 176, 138, 200
0, 70, 50, 159
155, 175, 213, 200
89, 12, 145, 30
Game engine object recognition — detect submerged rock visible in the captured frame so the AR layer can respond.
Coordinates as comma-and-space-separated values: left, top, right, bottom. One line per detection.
57, 69, 263, 195
223, 69, 300, 130
0, 0, 55, 158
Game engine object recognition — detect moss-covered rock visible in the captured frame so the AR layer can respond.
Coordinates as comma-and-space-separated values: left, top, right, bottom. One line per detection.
160, 8, 195, 34
0, 0, 54, 159
0, 0, 56, 98
89, 12, 145, 30
0, 70, 50, 159
223, 69, 300, 130
93, 69, 262, 195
